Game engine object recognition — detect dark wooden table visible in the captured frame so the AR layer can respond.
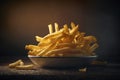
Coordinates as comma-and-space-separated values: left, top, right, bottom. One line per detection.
0, 56, 120, 80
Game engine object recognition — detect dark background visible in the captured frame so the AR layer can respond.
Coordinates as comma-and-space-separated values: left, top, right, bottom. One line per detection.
0, 0, 120, 63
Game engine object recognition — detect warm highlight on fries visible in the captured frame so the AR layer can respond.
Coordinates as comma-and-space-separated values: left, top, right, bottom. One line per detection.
25, 22, 99, 57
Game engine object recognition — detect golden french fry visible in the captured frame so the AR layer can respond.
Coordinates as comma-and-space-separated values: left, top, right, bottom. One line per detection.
89, 43, 99, 53
35, 36, 43, 42
20, 61, 24, 66
71, 22, 76, 29
83, 36, 97, 43
9, 59, 35, 70
28, 51, 35, 55
54, 23, 59, 32
9, 59, 24, 68
28, 49, 43, 56
79, 68, 87, 72
15, 64, 34, 70
56, 43, 76, 48
48, 24, 53, 34
25, 45, 40, 50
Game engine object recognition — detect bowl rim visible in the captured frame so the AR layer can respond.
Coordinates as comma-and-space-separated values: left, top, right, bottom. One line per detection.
28, 55, 98, 58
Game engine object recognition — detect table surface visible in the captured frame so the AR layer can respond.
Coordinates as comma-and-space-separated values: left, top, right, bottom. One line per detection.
0, 56, 120, 80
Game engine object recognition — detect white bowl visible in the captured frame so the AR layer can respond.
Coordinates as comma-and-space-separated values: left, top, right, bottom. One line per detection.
28, 55, 97, 69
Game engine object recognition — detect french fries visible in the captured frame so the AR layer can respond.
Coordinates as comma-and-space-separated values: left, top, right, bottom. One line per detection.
9, 59, 24, 68
25, 22, 99, 57
54, 23, 59, 32
15, 64, 34, 70
48, 24, 53, 34
9, 59, 34, 70
79, 68, 87, 72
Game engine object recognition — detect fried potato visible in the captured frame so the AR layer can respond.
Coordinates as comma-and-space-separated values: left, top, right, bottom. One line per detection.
35, 36, 43, 42
9, 59, 35, 70
55, 43, 76, 48
25, 22, 99, 57
63, 24, 69, 34
25, 45, 40, 50
79, 68, 87, 72
15, 64, 34, 70
71, 22, 76, 29
48, 24, 53, 34
89, 43, 99, 53
54, 23, 59, 32
8, 59, 24, 68
44, 47, 71, 56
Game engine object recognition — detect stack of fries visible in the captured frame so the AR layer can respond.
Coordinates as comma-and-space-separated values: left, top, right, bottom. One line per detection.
25, 22, 99, 57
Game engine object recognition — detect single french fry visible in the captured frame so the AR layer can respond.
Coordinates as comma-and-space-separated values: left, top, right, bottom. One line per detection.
9, 59, 24, 68
71, 22, 76, 29
35, 36, 43, 42
25, 45, 40, 50
16, 64, 34, 70
79, 68, 87, 72
83, 36, 97, 43
28, 48, 44, 56
63, 24, 69, 34
20, 61, 24, 66
89, 43, 99, 53
48, 24, 53, 34
54, 23, 59, 32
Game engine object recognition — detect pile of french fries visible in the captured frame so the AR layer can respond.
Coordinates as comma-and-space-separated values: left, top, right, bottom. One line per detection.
25, 22, 99, 57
